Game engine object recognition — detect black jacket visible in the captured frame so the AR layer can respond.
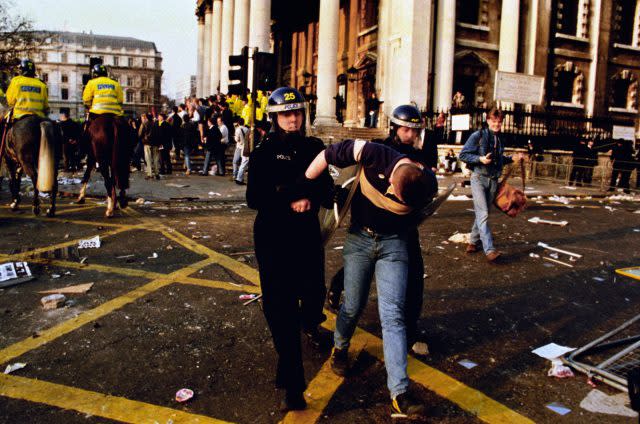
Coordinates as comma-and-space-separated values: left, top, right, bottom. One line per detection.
247, 133, 333, 218
150, 121, 172, 149
204, 124, 223, 152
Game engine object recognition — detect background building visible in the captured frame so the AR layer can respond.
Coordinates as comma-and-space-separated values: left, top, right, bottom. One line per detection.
26, 31, 163, 119
196, 0, 639, 140
175, 75, 197, 102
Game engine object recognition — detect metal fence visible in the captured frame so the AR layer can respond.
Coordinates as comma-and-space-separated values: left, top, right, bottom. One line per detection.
422, 106, 637, 151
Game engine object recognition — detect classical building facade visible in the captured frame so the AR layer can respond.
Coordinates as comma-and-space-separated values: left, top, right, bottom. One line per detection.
22, 31, 163, 119
195, 0, 640, 134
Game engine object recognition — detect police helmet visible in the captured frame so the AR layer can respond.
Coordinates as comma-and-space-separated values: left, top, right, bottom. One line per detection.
267, 87, 306, 113
267, 87, 307, 135
19, 59, 36, 77
91, 64, 108, 78
390, 104, 424, 129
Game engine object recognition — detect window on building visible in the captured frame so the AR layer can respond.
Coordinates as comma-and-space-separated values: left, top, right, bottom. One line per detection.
126, 90, 135, 103
113, 56, 119, 66
61, 53, 67, 63
141, 77, 148, 88
42, 73, 48, 83
61, 88, 68, 100
556, 0, 579, 36
85, 55, 91, 64
613, 0, 637, 45
142, 59, 148, 68
360, 0, 379, 29
140, 92, 149, 103
552, 62, 584, 104
61, 74, 68, 83
41, 52, 47, 63
457, 0, 480, 25
128, 57, 134, 67
127, 76, 133, 86
611, 70, 638, 110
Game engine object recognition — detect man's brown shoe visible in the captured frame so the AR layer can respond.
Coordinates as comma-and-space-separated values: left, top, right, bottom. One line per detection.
465, 243, 479, 254
486, 250, 502, 262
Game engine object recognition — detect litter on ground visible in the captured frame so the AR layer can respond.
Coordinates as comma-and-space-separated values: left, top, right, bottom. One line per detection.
3, 363, 27, 375
528, 217, 569, 226
41, 294, 66, 310
39, 283, 93, 295
78, 236, 101, 249
0, 262, 33, 288
546, 402, 571, 415
448, 232, 471, 244
579, 389, 638, 417
458, 359, 478, 369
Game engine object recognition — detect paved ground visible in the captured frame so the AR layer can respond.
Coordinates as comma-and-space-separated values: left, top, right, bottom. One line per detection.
0, 172, 639, 423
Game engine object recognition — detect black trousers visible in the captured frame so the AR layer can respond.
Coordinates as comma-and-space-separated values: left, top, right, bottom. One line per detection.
610, 162, 632, 189
254, 216, 326, 393
159, 147, 172, 174
404, 228, 424, 348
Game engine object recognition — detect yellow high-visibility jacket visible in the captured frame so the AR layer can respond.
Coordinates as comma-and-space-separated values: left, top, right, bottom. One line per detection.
6, 75, 49, 119
82, 76, 124, 116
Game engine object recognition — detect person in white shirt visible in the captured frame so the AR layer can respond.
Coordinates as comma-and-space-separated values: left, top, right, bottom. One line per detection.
217, 115, 229, 145
232, 117, 250, 185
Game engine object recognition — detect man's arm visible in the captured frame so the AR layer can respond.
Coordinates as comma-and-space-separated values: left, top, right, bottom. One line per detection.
458, 131, 481, 164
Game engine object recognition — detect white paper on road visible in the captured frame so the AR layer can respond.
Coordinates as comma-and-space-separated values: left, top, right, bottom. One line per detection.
3, 363, 27, 374
532, 343, 575, 360
580, 390, 638, 417
0, 262, 32, 282
78, 236, 101, 249
546, 402, 571, 415
458, 359, 478, 369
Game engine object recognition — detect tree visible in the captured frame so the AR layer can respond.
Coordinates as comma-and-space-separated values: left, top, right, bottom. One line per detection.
0, 0, 47, 86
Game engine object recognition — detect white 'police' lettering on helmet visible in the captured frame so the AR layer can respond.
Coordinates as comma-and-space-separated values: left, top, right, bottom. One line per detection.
20, 86, 41, 93
97, 84, 115, 90
276, 154, 291, 160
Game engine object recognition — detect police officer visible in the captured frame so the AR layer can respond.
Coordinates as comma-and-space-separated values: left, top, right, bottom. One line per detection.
82, 64, 123, 117
4, 59, 49, 123
247, 87, 333, 411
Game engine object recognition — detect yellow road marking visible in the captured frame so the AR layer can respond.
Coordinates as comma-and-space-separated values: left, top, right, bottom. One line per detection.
0, 277, 173, 366
3, 227, 131, 261
616, 266, 640, 281
161, 229, 260, 283
180, 276, 260, 294
0, 373, 231, 424
11, 256, 167, 280
0, 211, 142, 229
52, 205, 101, 216
281, 324, 369, 424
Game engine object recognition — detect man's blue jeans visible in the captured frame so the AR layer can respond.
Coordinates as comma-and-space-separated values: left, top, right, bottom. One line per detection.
469, 173, 498, 254
334, 228, 409, 398
183, 146, 193, 172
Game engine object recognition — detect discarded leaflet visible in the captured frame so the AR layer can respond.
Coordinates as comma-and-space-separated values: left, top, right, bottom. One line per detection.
41, 294, 66, 310
78, 236, 101, 249
0, 262, 32, 283
175, 388, 194, 403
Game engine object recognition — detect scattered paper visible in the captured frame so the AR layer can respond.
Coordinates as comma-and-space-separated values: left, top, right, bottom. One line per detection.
165, 183, 189, 188
148, 253, 158, 259
529, 253, 540, 258
562, 186, 577, 190
208, 192, 222, 196
333, 246, 344, 250
532, 343, 575, 360
116, 254, 135, 259
0, 262, 31, 282
39, 283, 93, 295
580, 389, 638, 417
3, 363, 26, 374
175, 388, 194, 403
592, 277, 605, 282
448, 232, 471, 244
41, 294, 66, 310
528, 217, 569, 226
548, 195, 570, 205
448, 195, 471, 201
547, 359, 574, 378
78, 236, 101, 249
458, 359, 478, 369
546, 402, 571, 415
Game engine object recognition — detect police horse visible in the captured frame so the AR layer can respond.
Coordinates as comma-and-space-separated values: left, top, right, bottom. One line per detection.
3, 115, 59, 217
76, 115, 132, 217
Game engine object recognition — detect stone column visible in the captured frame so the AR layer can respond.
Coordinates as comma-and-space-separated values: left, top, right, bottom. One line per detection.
202, 2, 213, 96
233, 0, 250, 54
433, 0, 455, 111
220, 0, 235, 94
586, 0, 603, 116
498, 0, 519, 110
196, 14, 205, 97
248, 0, 272, 89
210, 0, 223, 94
498, 0, 519, 73
314, 0, 340, 127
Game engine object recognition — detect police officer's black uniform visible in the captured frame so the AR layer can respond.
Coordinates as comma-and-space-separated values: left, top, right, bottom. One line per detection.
247, 88, 333, 410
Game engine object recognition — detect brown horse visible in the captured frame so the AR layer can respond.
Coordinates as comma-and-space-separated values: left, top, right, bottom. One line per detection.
3, 115, 59, 217
77, 114, 133, 217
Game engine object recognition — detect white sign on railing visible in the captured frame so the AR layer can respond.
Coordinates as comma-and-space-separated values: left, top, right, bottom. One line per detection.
451, 114, 470, 131
494, 71, 545, 105
612, 125, 636, 141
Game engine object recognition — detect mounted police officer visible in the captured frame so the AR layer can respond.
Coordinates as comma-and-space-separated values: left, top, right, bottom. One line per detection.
246, 87, 333, 412
1, 59, 49, 138
82, 64, 123, 118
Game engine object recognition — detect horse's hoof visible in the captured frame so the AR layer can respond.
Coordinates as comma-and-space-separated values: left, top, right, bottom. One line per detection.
119, 198, 128, 209
10, 202, 19, 211
46, 209, 55, 218
33, 207, 41, 216
76, 198, 85, 204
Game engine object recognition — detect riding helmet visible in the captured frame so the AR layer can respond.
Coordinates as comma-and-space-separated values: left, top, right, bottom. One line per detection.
18, 59, 36, 77
91, 64, 108, 78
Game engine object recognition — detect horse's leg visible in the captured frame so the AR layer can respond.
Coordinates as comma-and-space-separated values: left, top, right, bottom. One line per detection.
29, 171, 40, 216
77, 155, 95, 204
6, 160, 21, 211
46, 179, 58, 217
101, 164, 115, 218
118, 189, 128, 209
